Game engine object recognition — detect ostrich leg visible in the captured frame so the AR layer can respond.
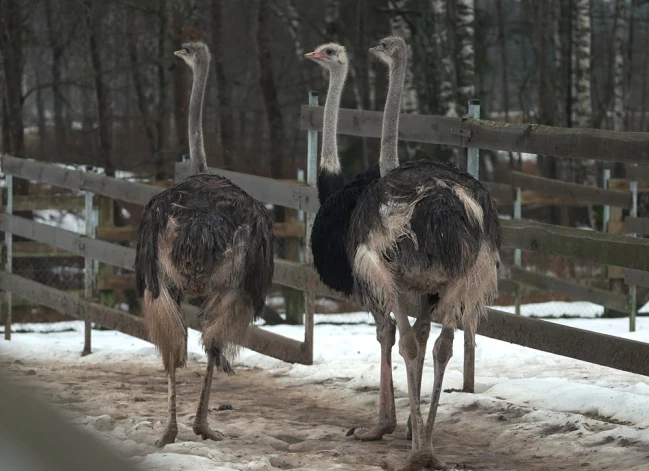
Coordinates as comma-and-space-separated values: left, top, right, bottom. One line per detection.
394, 303, 445, 471
193, 351, 225, 441
405, 299, 432, 440
156, 356, 179, 447
350, 313, 397, 440
424, 327, 455, 443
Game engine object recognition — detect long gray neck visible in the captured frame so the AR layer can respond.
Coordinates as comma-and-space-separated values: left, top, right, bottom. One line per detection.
320, 64, 348, 176
379, 55, 407, 177
189, 60, 209, 175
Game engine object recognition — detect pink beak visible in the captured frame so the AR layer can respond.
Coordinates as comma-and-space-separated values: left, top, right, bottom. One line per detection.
304, 51, 326, 59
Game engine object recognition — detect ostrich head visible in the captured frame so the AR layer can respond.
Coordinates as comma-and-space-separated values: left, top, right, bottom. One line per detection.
174, 41, 211, 69
369, 36, 406, 66
304, 43, 348, 72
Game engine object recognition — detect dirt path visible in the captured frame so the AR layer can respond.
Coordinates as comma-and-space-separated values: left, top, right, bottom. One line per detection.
2, 356, 647, 471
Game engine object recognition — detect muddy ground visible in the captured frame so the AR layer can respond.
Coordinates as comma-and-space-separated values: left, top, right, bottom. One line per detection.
2, 355, 647, 471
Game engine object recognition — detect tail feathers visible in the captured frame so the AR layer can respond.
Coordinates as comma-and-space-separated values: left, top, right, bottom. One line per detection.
213, 347, 235, 375
226, 225, 252, 288
352, 244, 397, 315
200, 291, 253, 368
142, 284, 186, 374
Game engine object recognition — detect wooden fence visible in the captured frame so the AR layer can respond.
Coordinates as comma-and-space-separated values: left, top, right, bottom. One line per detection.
2, 103, 649, 391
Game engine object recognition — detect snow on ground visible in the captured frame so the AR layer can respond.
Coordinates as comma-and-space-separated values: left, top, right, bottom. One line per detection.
2, 308, 649, 470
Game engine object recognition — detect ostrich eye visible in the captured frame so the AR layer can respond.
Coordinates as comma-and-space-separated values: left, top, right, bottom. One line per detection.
380, 42, 386, 48
325, 48, 333, 55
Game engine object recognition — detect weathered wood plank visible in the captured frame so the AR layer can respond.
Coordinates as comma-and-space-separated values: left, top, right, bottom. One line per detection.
0, 195, 85, 212
625, 165, 649, 183
502, 219, 649, 270
0, 214, 135, 270
1, 155, 161, 206
482, 182, 513, 205
624, 217, 649, 235
97, 274, 136, 291
510, 266, 629, 313
180, 303, 308, 364
0, 272, 147, 340
11, 242, 79, 258
96, 226, 138, 242
624, 268, 649, 287
504, 171, 632, 209
608, 178, 649, 192
301, 106, 649, 164
481, 308, 649, 376
175, 162, 320, 212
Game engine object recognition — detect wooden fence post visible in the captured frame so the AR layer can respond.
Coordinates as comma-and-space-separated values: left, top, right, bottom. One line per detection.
463, 98, 480, 393
513, 186, 522, 316
82, 167, 96, 356
629, 179, 638, 332
3, 174, 12, 340
303, 90, 318, 364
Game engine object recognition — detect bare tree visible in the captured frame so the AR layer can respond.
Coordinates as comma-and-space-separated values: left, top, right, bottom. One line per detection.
170, 0, 189, 162
432, 0, 456, 118
389, 0, 419, 157
211, 0, 236, 169
127, 14, 158, 171
611, 0, 626, 132
573, 0, 596, 228
496, 0, 509, 122
45, 0, 68, 162
0, 0, 25, 159
257, 0, 285, 203
455, 0, 475, 117
84, 0, 113, 177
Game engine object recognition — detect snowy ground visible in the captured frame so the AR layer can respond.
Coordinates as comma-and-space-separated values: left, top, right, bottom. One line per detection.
2, 306, 649, 470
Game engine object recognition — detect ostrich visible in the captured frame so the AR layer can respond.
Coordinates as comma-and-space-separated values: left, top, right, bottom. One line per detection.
135, 41, 274, 447
347, 36, 502, 469
305, 44, 397, 441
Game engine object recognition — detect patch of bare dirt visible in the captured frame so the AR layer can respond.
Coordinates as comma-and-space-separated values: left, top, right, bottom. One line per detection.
1, 356, 648, 471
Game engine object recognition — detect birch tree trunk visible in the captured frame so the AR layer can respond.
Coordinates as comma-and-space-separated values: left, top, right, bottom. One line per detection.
573, 0, 596, 228
45, 0, 67, 162
432, 0, 456, 117
390, 0, 419, 157
612, 0, 626, 132
455, 0, 475, 117
323, 0, 340, 82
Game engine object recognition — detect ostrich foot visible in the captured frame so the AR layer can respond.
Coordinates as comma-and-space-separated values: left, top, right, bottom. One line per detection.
193, 423, 225, 441
396, 450, 446, 471
346, 422, 396, 441
155, 424, 178, 448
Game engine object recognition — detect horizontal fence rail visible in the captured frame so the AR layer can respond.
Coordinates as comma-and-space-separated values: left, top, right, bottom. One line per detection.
1, 155, 162, 206
301, 106, 649, 164
481, 308, 649, 376
510, 266, 629, 313
502, 219, 649, 270
176, 162, 319, 213
501, 171, 632, 209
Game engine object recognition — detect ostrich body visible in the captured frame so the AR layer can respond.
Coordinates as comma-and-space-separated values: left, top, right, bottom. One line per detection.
305, 44, 395, 441
135, 41, 274, 447
347, 37, 501, 470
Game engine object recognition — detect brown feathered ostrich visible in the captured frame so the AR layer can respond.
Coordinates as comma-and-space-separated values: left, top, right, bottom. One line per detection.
135, 41, 274, 447
347, 36, 502, 470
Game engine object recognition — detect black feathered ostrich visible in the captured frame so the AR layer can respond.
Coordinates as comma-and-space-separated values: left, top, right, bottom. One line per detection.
347, 36, 502, 470
135, 41, 274, 447
305, 44, 394, 441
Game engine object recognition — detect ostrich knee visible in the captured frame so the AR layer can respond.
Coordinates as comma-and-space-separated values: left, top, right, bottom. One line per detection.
433, 327, 454, 367
399, 330, 419, 362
